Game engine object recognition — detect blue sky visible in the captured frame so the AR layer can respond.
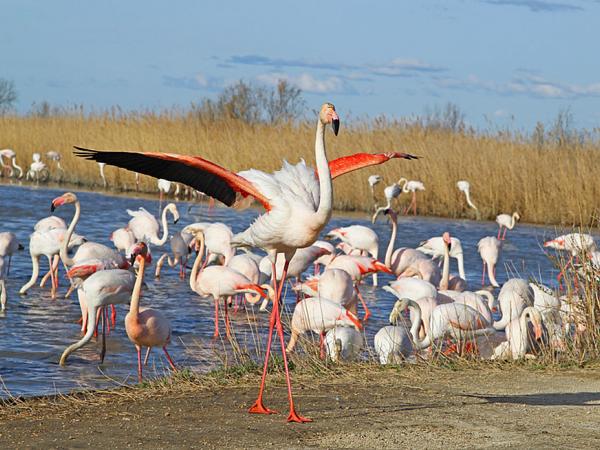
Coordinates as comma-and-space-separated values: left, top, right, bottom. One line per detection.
1, 0, 599, 129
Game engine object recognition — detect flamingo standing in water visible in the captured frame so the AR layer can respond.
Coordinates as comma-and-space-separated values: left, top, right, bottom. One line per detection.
74, 102, 418, 422
496, 212, 520, 240
544, 233, 596, 288
125, 242, 176, 381
155, 231, 193, 279
127, 203, 180, 247
46, 151, 64, 180
477, 237, 502, 287
157, 179, 172, 212
110, 227, 136, 253
398, 178, 425, 215
0, 232, 23, 309
326, 225, 380, 286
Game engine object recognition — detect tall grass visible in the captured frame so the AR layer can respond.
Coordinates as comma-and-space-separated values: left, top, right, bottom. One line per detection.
2, 111, 600, 226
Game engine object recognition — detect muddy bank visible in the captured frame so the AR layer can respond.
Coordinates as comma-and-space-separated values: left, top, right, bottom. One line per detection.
2, 366, 600, 449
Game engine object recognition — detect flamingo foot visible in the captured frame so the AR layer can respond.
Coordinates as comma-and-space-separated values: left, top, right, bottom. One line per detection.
287, 409, 312, 423
248, 399, 277, 415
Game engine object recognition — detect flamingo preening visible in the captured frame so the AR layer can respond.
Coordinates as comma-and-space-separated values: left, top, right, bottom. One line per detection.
457, 180, 477, 211
74, 102, 418, 422
125, 242, 177, 381
477, 236, 502, 288
0, 149, 23, 178
398, 178, 425, 215
127, 203, 180, 247
367, 174, 382, 208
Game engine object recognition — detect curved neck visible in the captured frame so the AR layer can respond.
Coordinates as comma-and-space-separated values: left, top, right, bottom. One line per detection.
440, 243, 450, 290
61, 200, 81, 266
189, 234, 205, 291
464, 190, 477, 210
155, 206, 170, 245
398, 178, 408, 193
11, 158, 23, 177
130, 258, 146, 317
314, 120, 333, 224
476, 290, 495, 311
510, 213, 518, 228
407, 299, 429, 349
385, 215, 397, 268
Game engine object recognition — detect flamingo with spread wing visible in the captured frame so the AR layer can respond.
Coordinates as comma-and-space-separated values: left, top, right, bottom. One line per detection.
74, 102, 418, 423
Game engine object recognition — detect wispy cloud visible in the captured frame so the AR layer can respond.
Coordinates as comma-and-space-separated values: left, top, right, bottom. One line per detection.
162, 73, 222, 91
484, 0, 583, 12
256, 72, 358, 95
226, 54, 446, 77
435, 71, 600, 98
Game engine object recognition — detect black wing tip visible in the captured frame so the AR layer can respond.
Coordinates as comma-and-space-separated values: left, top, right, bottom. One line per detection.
73, 146, 100, 160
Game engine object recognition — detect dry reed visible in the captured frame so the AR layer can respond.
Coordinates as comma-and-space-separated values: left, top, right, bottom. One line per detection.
1, 112, 599, 226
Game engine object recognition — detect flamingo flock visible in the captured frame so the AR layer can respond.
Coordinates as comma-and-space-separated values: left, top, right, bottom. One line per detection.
0, 102, 595, 425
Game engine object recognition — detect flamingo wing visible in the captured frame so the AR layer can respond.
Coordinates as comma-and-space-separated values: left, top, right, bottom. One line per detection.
329, 152, 419, 179
74, 147, 271, 211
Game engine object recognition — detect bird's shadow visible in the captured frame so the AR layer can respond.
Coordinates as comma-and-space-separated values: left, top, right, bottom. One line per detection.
463, 392, 600, 407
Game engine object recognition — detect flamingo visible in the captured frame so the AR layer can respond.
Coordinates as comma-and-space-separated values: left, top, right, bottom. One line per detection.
189, 232, 268, 339
157, 178, 172, 212
326, 225, 380, 286
491, 306, 544, 360
59, 268, 136, 365
127, 203, 180, 247
45, 151, 64, 179
493, 278, 534, 331
327, 254, 392, 320
530, 282, 564, 349
496, 212, 520, 240
544, 233, 596, 288
26, 153, 49, 182
110, 227, 136, 253
397, 177, 425, 215
285, 297, 362, 354
379, 182, 402, 212
383, 287, 496, 354
324, 326, 363, 362
155, 231, 193, 279
0, 149, 23, 178
19, 227, 85, 297
367, 174, 382, 208
35, 215, 67, 232
125, 242, 176, 381
0, 232, 23, 309
312, 240, 335, 274
258, 244, 331, 284
477, 236, 502, 287
435, 232, 467, 291
417, 236, 466, 281
74, 102, 417, 422
183, 222, 234, 266
372, 208, 440, 284
456, 180, 477, 211
97, 162, 107, 187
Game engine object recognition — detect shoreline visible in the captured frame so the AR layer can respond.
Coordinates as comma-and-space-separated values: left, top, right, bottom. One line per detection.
2, 365, 600, 448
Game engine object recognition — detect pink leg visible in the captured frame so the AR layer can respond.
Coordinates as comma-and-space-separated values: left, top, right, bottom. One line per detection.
105, 307, 111, 334
313, 262, 319, 276
502, 228, 507, 240
163, 346, 177, 371
412, 192, 417, 216
213, 297, 220, 339
497, 227, 502, 239
319, 332, 326, 359
136, 346, 143, 382
481, 262, 486, 286
354, 285, 371, 321
224, 296, 232, 339
111, 304, 117, 328
249, 260, 281, 416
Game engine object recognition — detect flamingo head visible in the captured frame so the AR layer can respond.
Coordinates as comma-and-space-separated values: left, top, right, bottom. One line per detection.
50, 192, 77, 211
443, 231, 452, 249
544, 238, 565, 250
130, 242, 152, 265
320, 103, 340, 136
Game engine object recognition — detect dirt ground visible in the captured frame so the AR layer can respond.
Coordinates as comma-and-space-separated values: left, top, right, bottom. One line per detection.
2, 367, 600, 449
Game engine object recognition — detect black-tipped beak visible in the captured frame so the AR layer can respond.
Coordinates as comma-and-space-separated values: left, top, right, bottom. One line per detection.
174, 218, 179, 224
50, 203, 56, 212
332, 119, 340, 136
18, 243, 24, 251
130, 254, 136, 265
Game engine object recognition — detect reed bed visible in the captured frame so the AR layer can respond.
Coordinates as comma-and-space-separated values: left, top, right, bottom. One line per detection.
1, 112, 600, 226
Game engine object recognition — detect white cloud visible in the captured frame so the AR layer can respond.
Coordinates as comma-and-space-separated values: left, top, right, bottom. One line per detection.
257, 72, 355, 94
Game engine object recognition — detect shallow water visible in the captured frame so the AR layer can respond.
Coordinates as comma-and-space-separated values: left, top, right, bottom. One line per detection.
0, 182, 575, 398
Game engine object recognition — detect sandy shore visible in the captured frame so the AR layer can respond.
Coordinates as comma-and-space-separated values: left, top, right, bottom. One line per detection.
2, 366, 600, 449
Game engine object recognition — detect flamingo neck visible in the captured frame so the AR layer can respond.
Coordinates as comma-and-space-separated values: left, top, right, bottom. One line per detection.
155, 206, 170, 245
456, 253, 466, 280
440, 243, 450, 290
314, 120, 333, 225
407, 299, 429, 349
384, 215, 397, 268
61, 200, 81, 266
189, 234, 205, 291
130, 258, 146, 318
11, 158, 23, 178
465, 190, 478, 210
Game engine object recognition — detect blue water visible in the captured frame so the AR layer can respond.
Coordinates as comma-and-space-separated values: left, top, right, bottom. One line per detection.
0, 181, 570, 398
